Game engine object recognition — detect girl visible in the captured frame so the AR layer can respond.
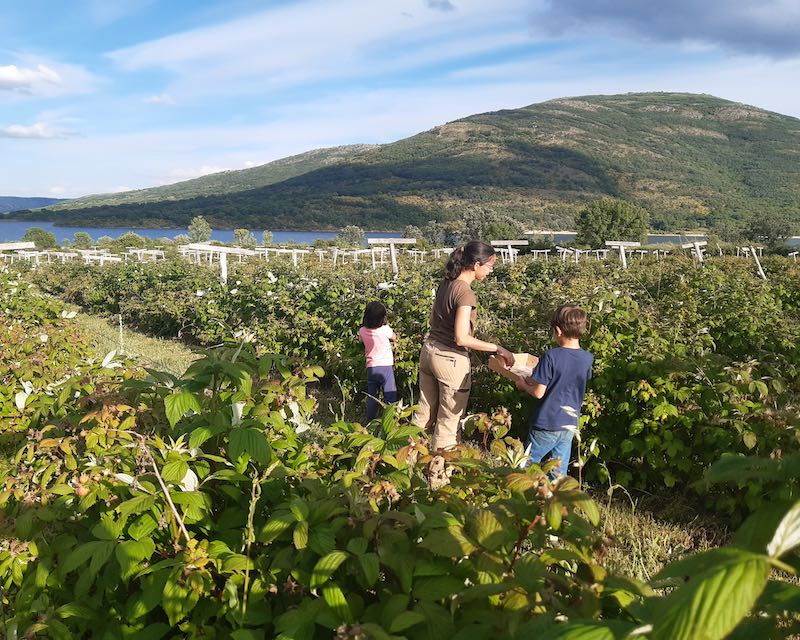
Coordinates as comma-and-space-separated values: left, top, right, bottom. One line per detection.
412, 241, 514, 450
358, 301, 397, 422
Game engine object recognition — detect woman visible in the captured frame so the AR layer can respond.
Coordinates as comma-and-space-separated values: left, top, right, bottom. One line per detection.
413, 241, 515, 450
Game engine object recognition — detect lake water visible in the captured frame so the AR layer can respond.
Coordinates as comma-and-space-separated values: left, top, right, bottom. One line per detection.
0, 220, 397, 245
4, 219, 794, 247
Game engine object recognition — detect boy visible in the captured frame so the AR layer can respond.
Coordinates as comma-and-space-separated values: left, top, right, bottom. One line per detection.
516, 304, 593, 477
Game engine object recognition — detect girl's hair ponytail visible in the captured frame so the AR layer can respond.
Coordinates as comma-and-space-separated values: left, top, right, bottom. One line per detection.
443, 240, 495, 280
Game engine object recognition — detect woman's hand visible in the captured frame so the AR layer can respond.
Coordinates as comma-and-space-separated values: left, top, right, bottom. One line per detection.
495, 345, 515, 368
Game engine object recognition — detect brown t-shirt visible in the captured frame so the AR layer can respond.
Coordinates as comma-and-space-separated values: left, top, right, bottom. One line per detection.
428, 279, 477, 353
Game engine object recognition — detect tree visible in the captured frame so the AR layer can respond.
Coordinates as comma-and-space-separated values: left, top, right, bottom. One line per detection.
745, 214, 796, 248
174, 234, 190, 245
575, 198, 649, 247
421, 220, 459, 247
337, 225, 365, 247
403, 225, 421, 240
116, 232, 147, 248
187, 215, 212, 242
22, 227, 58, 249
233, 228, 257, 249
262, 230, 273, 246
73, 232, 93, 249
457, 207, 524, 243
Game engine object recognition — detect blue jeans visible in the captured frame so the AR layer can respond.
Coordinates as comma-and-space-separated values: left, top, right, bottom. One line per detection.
525, 428, 574, 477
366, 366, 397, 421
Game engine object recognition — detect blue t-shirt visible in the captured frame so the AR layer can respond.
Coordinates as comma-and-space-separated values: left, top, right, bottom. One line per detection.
529, 347, 594, 431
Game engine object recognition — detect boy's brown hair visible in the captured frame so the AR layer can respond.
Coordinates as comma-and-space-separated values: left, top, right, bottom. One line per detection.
551, 304, 588, 339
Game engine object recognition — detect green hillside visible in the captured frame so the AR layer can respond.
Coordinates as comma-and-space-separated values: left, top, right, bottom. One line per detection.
16, 93, 800, 230
0, 196, 65, 213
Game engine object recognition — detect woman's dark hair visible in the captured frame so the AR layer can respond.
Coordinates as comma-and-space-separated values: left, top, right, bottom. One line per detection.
444, 241, 496, 280
362, 301, 388, 329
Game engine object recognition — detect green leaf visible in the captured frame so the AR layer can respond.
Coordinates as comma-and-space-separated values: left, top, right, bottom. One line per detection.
470, 510, 511, 551
545, 500, 563, 530
128, 513, 159, 541
231, 630, 265, 640
539, 620, 639, 639
293, 521, 309, 550
321, 582, 353, 623
116, 539, 156, 581
161, 460, 190, 483
310, 550, 349, 590
358, 553, 380, 586
189, 424, 223, 450
733, 500, 796, 553
116, 495, 156, 518
413, 575, 463, 601
767, 500, 800, 558
259, 513, 295, 543
55, 603, 96, 620
389, 611, 427, 633
128, 623, 171, 640
420, 526, 477, 557
164, 390, 201, 427
506, 472, 537, 492
162, 575, 199, 626
229, 427, 271, 465
651, 549, 770, 640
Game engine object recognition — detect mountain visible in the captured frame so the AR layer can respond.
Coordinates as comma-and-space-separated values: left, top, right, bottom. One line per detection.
0, 196, 65, 214
14, 93, 800, 231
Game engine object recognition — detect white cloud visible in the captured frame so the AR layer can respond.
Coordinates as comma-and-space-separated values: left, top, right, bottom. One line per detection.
144, 93, 176, 105
0, 55, 97, 97
48, 186, 67, 195
106, 0, 532, 97
0, 122, 72, 139
87, 0, 157, 26
0, 64, 61, 92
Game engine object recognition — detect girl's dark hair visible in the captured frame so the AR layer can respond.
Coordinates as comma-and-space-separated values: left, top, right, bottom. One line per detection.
444, 240, 496, 280
362, 301, 388, 329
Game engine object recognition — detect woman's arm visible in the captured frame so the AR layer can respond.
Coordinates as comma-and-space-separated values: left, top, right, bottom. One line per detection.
454, 305, 515, 366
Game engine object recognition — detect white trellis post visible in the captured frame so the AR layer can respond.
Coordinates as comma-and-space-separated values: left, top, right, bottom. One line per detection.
750, 246, 767, 280
219, 252, 228, 283
681, 240, 708, 264
184, 243, 255, 284
490, 240, 528, 264
605, 241, 640, 270
789, 251, 798, 262
367, 238, 416, 274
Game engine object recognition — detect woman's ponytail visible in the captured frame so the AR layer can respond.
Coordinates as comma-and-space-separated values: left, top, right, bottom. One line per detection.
443, 241, 496, 280
444, 247, 465, 280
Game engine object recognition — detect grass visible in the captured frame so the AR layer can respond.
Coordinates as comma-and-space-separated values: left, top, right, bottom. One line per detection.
75, 312, 198, 377
595, 489, 728, 581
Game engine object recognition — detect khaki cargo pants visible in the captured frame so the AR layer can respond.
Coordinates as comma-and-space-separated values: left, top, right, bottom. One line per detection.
412, 339, 471, 451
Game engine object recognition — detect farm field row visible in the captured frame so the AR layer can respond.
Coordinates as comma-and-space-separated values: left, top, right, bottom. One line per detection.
3, 263, 800, 637
28, 254, 800, 515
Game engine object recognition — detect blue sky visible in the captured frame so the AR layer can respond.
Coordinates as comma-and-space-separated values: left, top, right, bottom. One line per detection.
2, 0, 799, 198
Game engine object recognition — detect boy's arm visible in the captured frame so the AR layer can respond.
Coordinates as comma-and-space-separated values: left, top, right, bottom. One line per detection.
516, 350, 551, 398
516, 376, 547, 399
